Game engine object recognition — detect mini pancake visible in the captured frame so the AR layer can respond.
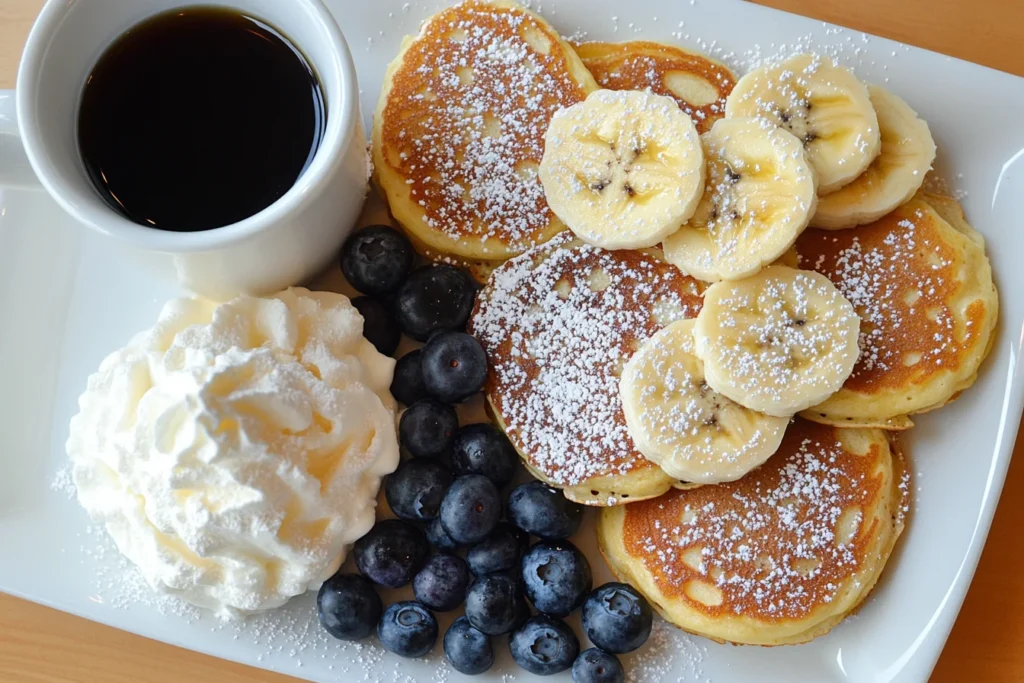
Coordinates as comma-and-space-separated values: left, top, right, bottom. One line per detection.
598, 419, 909, 645
373, 0, 597, 263
795, 194, 998, 428
575, 41, 736, 134
469, 234, 704, 506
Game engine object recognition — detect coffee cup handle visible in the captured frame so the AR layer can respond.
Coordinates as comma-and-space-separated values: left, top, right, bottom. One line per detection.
0, 90, 40, 190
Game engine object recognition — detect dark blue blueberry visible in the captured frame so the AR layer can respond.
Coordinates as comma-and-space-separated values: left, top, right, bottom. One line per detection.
444, 616, 494, 676
377, 600, 438, 658
466, 523, 528, 577
340, 225, 414, 296
353, 519, 429, 588
395, 265, 476, 341
391, 350, 428, 406
426, 516, 460, 551
316, 573, 382, 641
399, 399, 458, 458
508, 615, 579, 676
572, 648, 625, 683
351, 296, 401, 357
581, 583, 653, 654
507, 481, 584, 540
521, 540, 592, 618
464, 571, 529, 636
440, 475, 501, 544
421, 332, 488, 403
451, 423, 518, 488
384, 459, 453, 522
413, 553, 470, 612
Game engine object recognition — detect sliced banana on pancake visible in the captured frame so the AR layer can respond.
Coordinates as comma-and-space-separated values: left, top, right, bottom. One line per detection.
694, 265, 860, 417
620, 319, 789, 484
539, 89, 705, 249
725, 54, 880, 194
662, 117, 817, 281
810, 86, 936, 229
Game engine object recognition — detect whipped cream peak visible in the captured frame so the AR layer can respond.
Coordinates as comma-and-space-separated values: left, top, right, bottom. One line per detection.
68, 288, 399, 617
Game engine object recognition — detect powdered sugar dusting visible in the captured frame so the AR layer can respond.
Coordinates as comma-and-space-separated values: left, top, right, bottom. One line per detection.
379, 0, 590, 253
628, 619, 708, 682
470, 235, 702, 486
50, 465, 75, 498
623, 422, 894, 618
796, 199, 982, 392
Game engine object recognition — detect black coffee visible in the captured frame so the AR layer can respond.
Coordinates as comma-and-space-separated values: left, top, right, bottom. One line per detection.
78, 7, 326, 232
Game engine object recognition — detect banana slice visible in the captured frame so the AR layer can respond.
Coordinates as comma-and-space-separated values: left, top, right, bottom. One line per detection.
620, 319, 790, 484
662, 117, 817, 282
725, 54, 880, 195
694, 265, 860, 417
539, 89, 705, 249
810, 86, 936, 229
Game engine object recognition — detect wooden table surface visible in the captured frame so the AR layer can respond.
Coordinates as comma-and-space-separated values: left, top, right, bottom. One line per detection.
1, 0, 1022, 681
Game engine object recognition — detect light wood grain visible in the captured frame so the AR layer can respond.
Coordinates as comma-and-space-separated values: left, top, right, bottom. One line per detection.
1, 0, 1022, 681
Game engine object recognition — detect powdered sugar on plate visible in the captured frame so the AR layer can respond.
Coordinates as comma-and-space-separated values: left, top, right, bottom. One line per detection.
628, 619, 709, 682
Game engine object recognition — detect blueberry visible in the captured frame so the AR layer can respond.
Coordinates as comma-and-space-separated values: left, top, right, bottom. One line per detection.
353, 519, 430, 588
395, 265, 476, 341
451, 423, 518, 488
426, 517, 460, 551
521, 540, 592, 618
399, 399, 458, 458
464, 571, 529, 636
508, 615, 579, 676
316, 573, 382, 641
444, 616, 494, 676
440, 475, 501, 544
385, 459, 453, 522
421, 332, 488, 403
377, 600, 438, 658
466, 523, 528, 577
572, 648, 625, 683
391, 350, 428, 406
507, 481, 585, 540
340, 225, 414, 296
581, 583, 653, 654
351, 296, 401, 357
413, 553, 470, 612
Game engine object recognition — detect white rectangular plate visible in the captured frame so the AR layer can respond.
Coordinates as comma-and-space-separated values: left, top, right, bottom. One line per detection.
2, 1, 1023, 681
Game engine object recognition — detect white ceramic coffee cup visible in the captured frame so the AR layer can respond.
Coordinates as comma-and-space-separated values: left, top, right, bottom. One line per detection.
6, 0, 366, 300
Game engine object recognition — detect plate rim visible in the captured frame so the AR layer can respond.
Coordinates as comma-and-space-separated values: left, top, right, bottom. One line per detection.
1, 0, 1023, 680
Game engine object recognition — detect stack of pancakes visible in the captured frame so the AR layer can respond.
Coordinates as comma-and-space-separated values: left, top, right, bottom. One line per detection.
373, 0, 999, 647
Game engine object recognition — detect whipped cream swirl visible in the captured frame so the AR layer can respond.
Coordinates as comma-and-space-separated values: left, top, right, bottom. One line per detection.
68, 288, 398, 617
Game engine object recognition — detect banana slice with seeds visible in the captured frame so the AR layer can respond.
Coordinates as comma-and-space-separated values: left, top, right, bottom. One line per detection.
620, 319, 790, 484
539, 89, 705, 250
694, 265, 860, 417
662, 117, 817, 282
810, 86, 936, 229
725, 53, 880, 195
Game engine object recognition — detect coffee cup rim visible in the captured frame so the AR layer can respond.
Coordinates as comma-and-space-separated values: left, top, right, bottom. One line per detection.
16, 0, 359, 254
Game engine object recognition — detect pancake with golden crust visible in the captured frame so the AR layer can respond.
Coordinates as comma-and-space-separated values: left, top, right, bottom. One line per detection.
598, 419, 909, 645
469, 234, 704, 506
795, 195, 998, 429
373, 0, 597, 263
575, 41, 736, 134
